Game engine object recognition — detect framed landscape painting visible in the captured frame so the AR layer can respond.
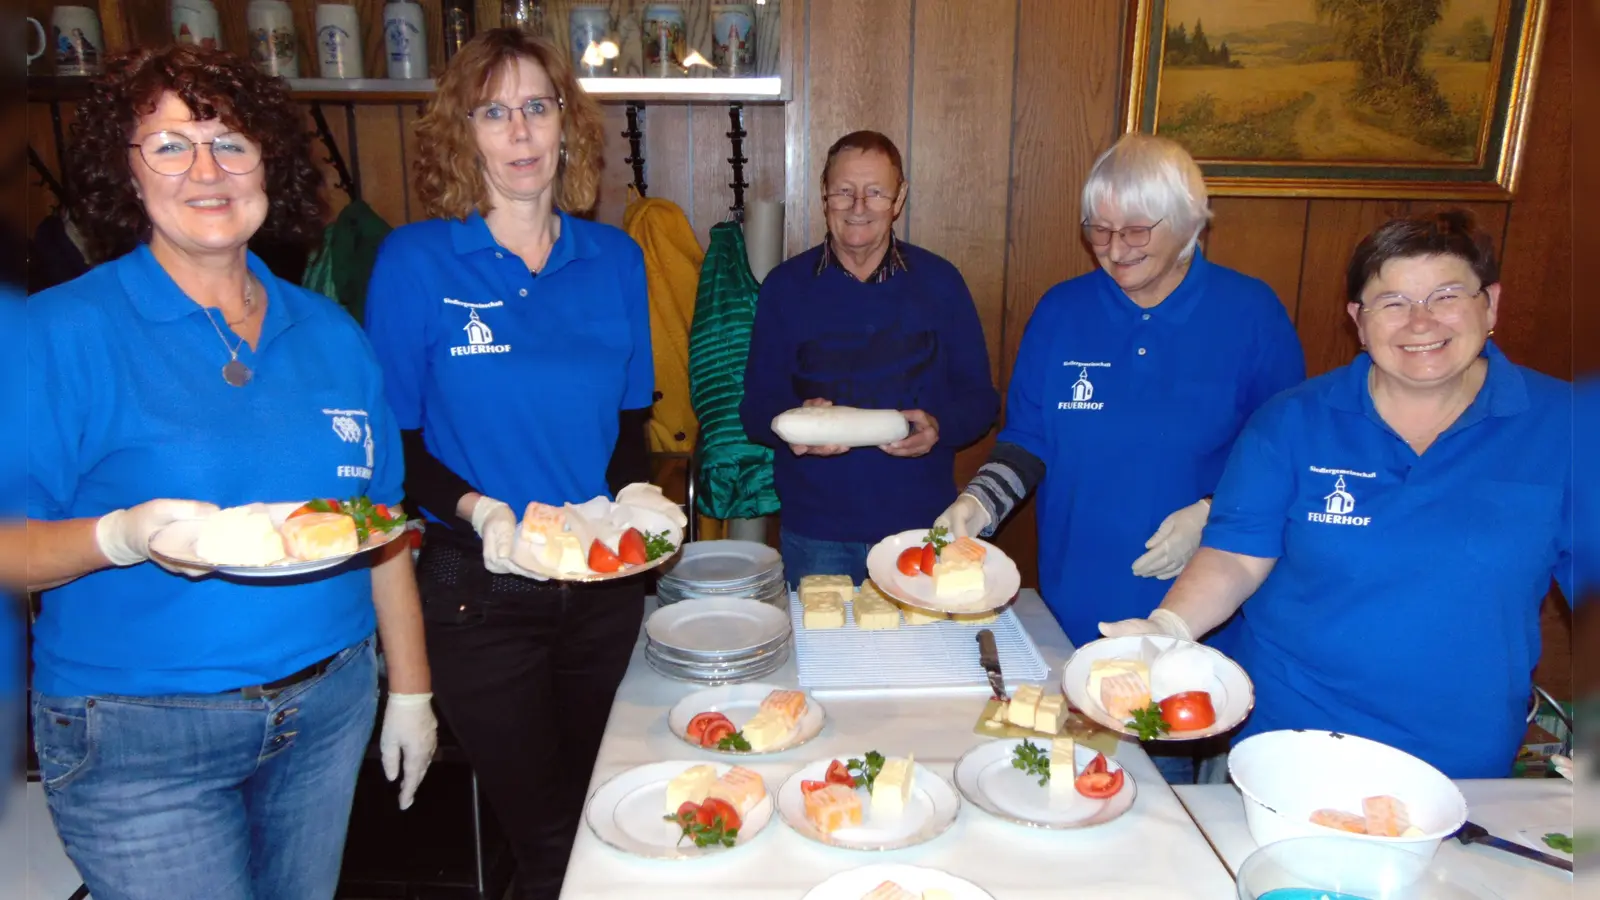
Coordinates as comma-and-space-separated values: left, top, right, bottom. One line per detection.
1123, 0, 1548, 199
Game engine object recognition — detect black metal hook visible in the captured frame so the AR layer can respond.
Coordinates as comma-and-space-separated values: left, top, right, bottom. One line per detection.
622, 102, 647, 196
27, 144, 65, 208
726, 102, 748, 223
309, 101, 361, 202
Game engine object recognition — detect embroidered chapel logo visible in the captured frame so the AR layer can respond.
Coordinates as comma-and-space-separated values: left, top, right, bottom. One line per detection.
1057, 361, 1108, 410
1306, 468, 1373, 526
446, 299, 513, 356
324, 408, 375, 480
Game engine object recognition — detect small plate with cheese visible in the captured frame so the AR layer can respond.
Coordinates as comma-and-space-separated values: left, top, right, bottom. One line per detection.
509, 484, 686, 582
668, 683, 826, 755
583, 760, 773, 860
1061, 636, 1253, 741
777, 755, 961, 851
953, 738, 1136, 829
865, 531, 1021, 615
149, 500, 407, 578
801, 863, 995, 899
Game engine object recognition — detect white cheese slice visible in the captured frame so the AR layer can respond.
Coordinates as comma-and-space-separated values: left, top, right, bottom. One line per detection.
1006, 684, 1043, 728
664, 764, 719, 811
870, 755, 916, 818
740, 708, 793, 751
1034, 694, 1066, 735
1049, 736, 1077, 792
1086, 658, 1150, 700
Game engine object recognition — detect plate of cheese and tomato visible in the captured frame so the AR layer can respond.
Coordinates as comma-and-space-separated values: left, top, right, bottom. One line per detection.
865, 527, 1021, 615
508, 483, 684, 582
149, 496, 409, 578
1062, 635, 1253, 742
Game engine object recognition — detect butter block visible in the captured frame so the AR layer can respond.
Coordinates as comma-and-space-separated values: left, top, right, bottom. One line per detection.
740, 707, 794, 751
799, 575, 853, 607
870, 755, 915, 817
1049, 736, 1077, 792
853, 589, 901, 630
1086, 658, 1151, 699
802, 593, 846, 629
951, 610, 998, 625
664, 764, 719, 811
1006, 684, 1043, 729
1034, 694, 1066, 735
931, 556, 984, 599
897, 601, 947, 625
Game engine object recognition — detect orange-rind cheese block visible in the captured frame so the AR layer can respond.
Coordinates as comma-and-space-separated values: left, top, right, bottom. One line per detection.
519, 501, 566, 541
944, 536, 988, 564
1310, 808, 1369, 834
281, 511, 359, 560
1362, 795, 1412, 837
804, 782, 862, 834
860, 882, 917, 900
759, 689, 808, 726
1100, 671, 1152, 720
705, 766, 766, 817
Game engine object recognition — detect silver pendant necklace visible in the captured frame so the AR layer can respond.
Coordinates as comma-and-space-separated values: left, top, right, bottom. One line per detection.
203, 278, 255, 387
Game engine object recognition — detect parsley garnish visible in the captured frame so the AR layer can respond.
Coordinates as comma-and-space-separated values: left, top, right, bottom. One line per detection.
921, 525, 951, 554
643, 530, 677, 561
662, 810, 739, 848
1544, 832, 1573, 854
716, 731, 752, 752
1011, 739, 1051, 786
847, 750, 886, 790
1128, 702, 1171, 741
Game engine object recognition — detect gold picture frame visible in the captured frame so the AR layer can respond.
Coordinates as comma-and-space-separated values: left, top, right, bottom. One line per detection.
1122, 0, 1547, 199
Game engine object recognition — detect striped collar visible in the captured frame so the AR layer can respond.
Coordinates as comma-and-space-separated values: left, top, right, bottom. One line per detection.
815, 233, 909, 283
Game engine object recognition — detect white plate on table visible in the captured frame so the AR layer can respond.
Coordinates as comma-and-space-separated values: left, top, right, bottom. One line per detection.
646, 598, 792, 655
667, 683, 825, 755
777, 756, 961, 851
149, 501, 405, 579
953, 738, 1136, 829
510, 503, 683, 583
865, 530, 1021, 615
801, 863, 995, 899
583, 760, 773, 860
1062, 635, 1253, 741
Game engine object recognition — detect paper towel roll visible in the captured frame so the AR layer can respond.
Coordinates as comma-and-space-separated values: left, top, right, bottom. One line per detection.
744, 199, 784, 283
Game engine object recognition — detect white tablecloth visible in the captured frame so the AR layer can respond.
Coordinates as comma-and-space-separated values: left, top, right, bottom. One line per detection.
0, 782, 88, 899
561, 589, 1237, 899
1173, 779, 1575, 898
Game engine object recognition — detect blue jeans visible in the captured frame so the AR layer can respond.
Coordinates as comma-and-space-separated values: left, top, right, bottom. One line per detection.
33, 636, 378, 900
1146, 738, 1231, 785
780, 529, 874, 585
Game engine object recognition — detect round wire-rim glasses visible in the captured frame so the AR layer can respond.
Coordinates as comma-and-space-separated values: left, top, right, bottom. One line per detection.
1082, 219, 1164, 248
128, 130, 263, 177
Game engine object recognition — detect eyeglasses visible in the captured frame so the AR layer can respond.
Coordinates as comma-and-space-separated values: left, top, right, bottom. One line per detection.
824, 187, 898, 211
468, 96, 564, 130
128, 130, 263, 177
1082, 219, 1164, 248
1359, 287, 1484, 324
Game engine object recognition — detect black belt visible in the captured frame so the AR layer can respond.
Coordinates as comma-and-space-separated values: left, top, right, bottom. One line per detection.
224, 652, 339, 699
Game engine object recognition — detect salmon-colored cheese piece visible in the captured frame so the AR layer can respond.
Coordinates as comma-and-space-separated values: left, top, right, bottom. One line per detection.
759, 689, 808, 725
705, 766, 766, 817
1310, 808, 1369, 834
1100, 671, 1153, 720
803, 783, 862, 834
944, 536, 988, 564
1362, 795, 1412, 837
860, 882, 918, 900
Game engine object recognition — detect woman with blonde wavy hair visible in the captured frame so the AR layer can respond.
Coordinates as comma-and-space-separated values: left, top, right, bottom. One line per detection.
363, 28, 653, 900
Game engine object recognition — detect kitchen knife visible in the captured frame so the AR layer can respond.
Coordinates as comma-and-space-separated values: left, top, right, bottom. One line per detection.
1455, 821, 1573, 872
976, 629, 1007, 702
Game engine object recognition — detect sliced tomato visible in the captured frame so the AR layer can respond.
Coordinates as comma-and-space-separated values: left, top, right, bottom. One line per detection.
686, 711, 730, 743
701, 718, 736, 748
673, 801, 700, 825
896, 546, 923, 576
824, 759, 855, 787
588, 540, 623, 573
696, 797, 742, 831
374, 503, 391, 519
617, 528, 649, 566
800, 779, 829, 796
1075, 766, 1124, 799
919, 543, 937, 575
1159, 691, 1217, 732
409, 529, 424, 550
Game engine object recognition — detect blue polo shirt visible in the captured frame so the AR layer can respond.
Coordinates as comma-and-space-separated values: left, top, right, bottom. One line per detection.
999, 251, 1304, 645
363, 211, 653, 516
27, 245, 402, 697
1203, 343, 1573, 778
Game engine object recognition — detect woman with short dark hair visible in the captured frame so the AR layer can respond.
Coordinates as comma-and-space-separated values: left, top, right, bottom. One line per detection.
26, 44, 434, 900
1102, 209, 1574, 778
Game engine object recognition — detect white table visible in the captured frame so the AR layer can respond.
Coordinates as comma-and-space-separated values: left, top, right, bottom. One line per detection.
0, 782, 90, 899
1173, 779, 1574, 898
561, 589, 1237, 899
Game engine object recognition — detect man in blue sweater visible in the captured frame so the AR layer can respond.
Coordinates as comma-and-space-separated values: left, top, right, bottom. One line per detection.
740, 131, 1000, 582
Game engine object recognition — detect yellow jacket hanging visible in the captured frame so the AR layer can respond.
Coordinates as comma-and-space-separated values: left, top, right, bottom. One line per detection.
623, 193, 702, 455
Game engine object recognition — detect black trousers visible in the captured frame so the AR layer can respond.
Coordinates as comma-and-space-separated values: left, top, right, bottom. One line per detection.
417, 538, 646, 900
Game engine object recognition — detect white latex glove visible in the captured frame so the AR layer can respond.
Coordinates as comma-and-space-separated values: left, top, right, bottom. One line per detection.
470, 496, 517, 575
933, 493, 991, 539
1550, 754, 1573, 782
1098, 608, 1195, 642
380, 692, 438, 810
1131, 498, 1211, 580
96, 499, 219, 574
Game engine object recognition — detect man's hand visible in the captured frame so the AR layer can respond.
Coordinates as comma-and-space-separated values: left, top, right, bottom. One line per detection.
788, 398, 850, 457
880, 410, 940, 458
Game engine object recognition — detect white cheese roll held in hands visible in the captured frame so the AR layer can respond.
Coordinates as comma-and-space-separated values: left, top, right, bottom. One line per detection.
773, 399, 910, 454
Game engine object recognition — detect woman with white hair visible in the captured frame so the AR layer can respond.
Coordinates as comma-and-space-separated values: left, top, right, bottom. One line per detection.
934, 133, 1304, 782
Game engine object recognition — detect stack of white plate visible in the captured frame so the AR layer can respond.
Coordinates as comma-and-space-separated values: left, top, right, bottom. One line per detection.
644, 597, 792, 685
655, 540, 787, 608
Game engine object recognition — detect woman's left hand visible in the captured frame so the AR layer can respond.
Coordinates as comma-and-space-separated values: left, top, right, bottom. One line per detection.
881, 410, 940, 457
380, 692, 439, 810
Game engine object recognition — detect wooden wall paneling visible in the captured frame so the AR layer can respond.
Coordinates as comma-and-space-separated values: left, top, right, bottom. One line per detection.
398, 101, 428, 222
306, 103, 354, 220
643, 104, 693, 224
1205, 198, 1308, 323
593, 103, 634, 228
1293, 200, 1410, 377
292, 0, 320, 75
689, 103, 734, 245
96, 0, 129, 53
802, 0, 911, 247
781, 0, 809, 256
995, 0, 1125, 586
1497, 0, 1573, 382
745, 104, 785, 207
355, 0, 391, 81
351, 104, 410, 224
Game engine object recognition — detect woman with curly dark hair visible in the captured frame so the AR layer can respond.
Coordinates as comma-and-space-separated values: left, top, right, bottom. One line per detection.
25, 44, 436, 900
362, 28, 651, 900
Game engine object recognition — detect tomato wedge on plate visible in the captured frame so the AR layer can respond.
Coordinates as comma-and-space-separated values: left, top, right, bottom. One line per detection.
1159, 691, 1217, 731
1074, 753, 1124, 799
824, 759, 855, 787
701, 719, 737, 748
696, 797, 742, 831
617, 528, 649, 566
588, 540, 623, 573
896, 547, 922, 576
919, 543, 937, 575
800, 779, 829, 796
686, 711, 730, 744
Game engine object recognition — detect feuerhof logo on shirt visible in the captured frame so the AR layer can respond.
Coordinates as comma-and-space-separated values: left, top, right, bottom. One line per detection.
1057, 360, 1110, 411
1306, 466, 1375, 526
445, 298, 512, 356
325, 408, 375, 480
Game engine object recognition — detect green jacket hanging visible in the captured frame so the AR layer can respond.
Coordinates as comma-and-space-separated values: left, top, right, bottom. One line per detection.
689, 221, 780, 520
303, 199, 392, 323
